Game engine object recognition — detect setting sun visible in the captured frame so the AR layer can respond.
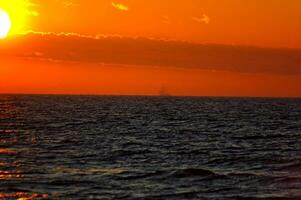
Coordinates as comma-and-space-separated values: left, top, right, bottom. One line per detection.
0, 9, 10, 39
0, 0, 36, 36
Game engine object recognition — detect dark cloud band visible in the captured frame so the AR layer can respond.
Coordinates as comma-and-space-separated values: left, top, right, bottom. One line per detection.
1, 31, 301, 75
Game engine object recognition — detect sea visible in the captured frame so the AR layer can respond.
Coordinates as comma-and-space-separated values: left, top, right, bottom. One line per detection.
1, 95, 301, 199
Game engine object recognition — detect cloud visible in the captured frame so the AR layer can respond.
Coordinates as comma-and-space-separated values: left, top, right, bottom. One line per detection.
27, 10, 39, 16
192, 14, 210, 24
62, 0, 78, 8
112, 2, 128, 11
24, 0, 39, 7
1, 32, 301, 76
162, 16, 171, 24
25, 0, 39, 16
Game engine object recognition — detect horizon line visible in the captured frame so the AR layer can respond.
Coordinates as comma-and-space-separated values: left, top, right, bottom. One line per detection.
1, 93, 301, 99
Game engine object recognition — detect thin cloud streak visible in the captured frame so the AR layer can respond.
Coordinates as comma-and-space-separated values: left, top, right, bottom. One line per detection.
112, 2, 129, 11
192, 14, 210, 24
25, 0, 39, 16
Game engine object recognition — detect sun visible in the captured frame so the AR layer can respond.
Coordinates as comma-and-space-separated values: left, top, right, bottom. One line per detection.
0, 0, 36, 37
0, 9, 11, 39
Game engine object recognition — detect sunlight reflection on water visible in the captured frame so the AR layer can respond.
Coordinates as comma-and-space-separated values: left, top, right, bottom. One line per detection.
0, 96, 48, 199
0, 192, 48, 200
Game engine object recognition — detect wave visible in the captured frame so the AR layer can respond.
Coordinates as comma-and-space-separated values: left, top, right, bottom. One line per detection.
117, 168, 223, 181
171, 168, 217, 178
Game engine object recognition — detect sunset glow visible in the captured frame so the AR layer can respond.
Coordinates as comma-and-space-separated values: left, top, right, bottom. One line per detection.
0, 0, 300, 97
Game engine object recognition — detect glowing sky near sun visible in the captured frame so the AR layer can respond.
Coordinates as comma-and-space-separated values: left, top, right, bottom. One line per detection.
0, 0, 38, 36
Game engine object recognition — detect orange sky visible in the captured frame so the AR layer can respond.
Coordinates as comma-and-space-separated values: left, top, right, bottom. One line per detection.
0, 0, 301, 97
32, 0, 301, 48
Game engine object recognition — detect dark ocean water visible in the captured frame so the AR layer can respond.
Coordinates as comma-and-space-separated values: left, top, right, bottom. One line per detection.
1, 95, 301, 199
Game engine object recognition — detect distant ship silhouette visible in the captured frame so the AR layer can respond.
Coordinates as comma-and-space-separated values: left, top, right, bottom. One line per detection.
159, 86, 171, 96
